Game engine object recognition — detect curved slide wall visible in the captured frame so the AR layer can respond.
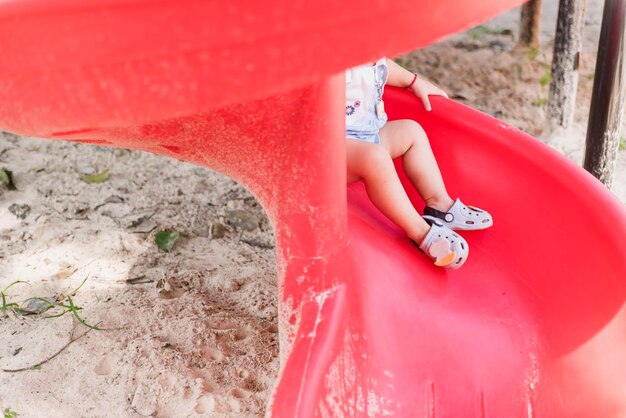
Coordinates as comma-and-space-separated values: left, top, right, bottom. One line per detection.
274, 89, 626, 417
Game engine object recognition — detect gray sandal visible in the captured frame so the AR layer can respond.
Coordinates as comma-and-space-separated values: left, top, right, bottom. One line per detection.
424, 198, 493, 231
418, 217, 469, 269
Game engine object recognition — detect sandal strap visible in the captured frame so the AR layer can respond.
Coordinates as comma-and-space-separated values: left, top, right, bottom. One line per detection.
423, 205, 455, 223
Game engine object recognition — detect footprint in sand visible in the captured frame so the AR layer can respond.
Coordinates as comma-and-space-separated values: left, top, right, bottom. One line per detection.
202, 347, 224, 362
194, 392, 240, 414
236, 368, 249, 379
242, 375, 267, 392
231, 387, 249, 399
194, 394, 215, 415
202, 380, 217, 393
157, 287, 184, 299
233, 327, 250, 341
94, 355, 112, 375
213, 325, 250, 343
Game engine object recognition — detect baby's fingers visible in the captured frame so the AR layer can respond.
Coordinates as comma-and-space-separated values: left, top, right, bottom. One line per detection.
431, 86, 449, 99
420, 93, 432, 112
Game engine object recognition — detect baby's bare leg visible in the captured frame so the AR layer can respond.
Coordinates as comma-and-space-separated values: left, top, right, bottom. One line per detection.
379, 120, 453, 211
347, 137, 430, 243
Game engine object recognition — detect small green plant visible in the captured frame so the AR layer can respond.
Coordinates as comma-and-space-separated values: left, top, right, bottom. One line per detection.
3, 407, 17, 418
80, 169, 109, 184
47, 294, 100, 330
2, 276, 103, 330
42, 276, 103, 330
0, 277, 106, 373
526, 48, 551, 70
533, 98, 548, 107
1, 281, 27, 316
468, 25, 491, 40
527, 47, 540, 60
0, 168, 16, 190
619, 137, 626, 151
539, 71, 551, 87
468, 25, 513, 40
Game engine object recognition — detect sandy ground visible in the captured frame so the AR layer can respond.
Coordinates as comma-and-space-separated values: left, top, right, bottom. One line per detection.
0, 135, 279, 417
1, 1, 624, 417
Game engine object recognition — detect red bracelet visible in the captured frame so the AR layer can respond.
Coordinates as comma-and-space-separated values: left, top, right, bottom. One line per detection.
405, 73, 418, 90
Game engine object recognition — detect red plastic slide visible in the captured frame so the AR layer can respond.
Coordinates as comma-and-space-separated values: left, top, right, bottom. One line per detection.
1, 1, 626, 416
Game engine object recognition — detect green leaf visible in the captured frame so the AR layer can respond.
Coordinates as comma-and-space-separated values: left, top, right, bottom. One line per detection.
71, 275, 89, 296
155, 231, 180, 253
532, 98, 548, 107
31, 365, 42, 370
44, 310, 71, 319
2, 280, 28, 294
539, 71, 551, 87
67, 295, 102, 330
1, 301, 20, 315
0, 168, 16, 190
80, 169, 109, 184
3, 407, 18, 418
527, 47, 540, 60
620, 137, 626, 151
468, 25, 491, 40
1, 281, 28, 315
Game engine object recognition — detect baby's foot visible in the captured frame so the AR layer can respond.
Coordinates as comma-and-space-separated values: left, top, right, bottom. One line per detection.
424, 198, 493, 231
415, 217, 469, 269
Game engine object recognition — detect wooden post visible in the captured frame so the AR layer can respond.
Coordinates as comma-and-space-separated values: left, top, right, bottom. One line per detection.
547, 0, 587, 131
519, 0, 543, 47
583, 0, 626, 188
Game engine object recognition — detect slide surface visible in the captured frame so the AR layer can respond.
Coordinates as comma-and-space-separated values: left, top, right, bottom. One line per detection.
1, 1, 626, 417
291, 90, 626, 417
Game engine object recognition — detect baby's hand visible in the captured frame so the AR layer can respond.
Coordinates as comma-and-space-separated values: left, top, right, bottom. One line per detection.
409, 77, 448, 112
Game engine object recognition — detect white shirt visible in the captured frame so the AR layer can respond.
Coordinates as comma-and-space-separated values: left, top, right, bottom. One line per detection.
345, 57, 388, 137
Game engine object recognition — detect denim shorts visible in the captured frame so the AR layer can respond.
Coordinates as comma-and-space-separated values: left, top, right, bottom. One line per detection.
346, 131, 380, 144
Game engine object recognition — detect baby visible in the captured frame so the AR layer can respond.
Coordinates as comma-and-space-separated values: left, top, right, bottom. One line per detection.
345, 57, 492, 269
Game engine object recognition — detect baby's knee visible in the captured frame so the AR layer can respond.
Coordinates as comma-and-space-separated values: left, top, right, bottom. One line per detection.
361, 145, 393, 174
405, 120, 428, 143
